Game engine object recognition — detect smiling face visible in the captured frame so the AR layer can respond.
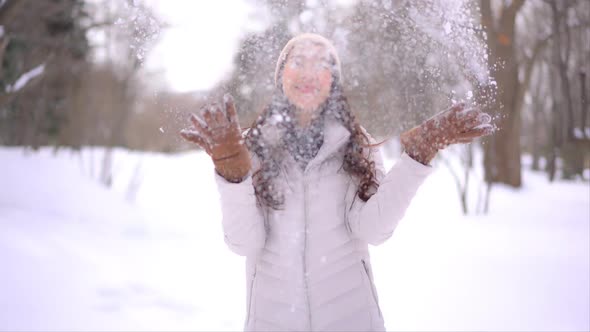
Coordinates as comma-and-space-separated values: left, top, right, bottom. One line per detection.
281, 41, 334, 119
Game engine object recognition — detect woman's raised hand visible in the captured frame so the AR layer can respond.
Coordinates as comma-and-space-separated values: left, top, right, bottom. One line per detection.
181, 93, 251, 182
400, 103, 495, 165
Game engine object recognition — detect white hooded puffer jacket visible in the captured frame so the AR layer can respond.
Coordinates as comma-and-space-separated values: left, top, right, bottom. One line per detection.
215, 118, 433, 331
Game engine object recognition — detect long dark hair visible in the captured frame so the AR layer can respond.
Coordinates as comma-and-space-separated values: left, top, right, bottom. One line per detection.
245, 81, 379, 209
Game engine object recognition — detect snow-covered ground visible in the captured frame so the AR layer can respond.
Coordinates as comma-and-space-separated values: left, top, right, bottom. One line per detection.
1, 147, 588, 331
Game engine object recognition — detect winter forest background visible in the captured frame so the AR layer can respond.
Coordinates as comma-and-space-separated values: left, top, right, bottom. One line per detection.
1, 0, 589, 331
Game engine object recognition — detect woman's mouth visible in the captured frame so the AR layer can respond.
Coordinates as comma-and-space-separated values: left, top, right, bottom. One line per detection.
297, 85, 317, 94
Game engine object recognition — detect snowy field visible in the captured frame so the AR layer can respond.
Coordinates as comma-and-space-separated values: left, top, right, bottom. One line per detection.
1, 146, 588, 331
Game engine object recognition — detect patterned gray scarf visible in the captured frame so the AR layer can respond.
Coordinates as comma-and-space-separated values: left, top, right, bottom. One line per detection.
283, 114, 325, 170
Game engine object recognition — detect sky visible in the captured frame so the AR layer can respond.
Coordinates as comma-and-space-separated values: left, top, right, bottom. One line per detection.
144, 0, 358, 93
145, 0, 261, 92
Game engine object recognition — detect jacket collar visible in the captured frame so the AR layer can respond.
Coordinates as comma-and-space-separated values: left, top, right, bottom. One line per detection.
303, 117, 350, 173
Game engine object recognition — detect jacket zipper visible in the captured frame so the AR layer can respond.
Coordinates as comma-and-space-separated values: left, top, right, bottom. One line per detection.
303, 176, 312, 330
361, 259, 383, 319
246, 268, 256, 326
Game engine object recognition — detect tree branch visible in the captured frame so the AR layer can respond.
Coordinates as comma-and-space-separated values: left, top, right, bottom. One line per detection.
0, 57, 50, 109
517, 20, 590, 67
514, 40, 545, 122
480, 0, 494, 34
498, 0, 527, 35
505, 0, 527, 22
0, 35, 8, 80
0, 0, 24, 24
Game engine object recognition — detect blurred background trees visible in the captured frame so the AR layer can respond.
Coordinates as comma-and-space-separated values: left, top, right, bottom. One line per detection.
0, 0, 89, 147
480, 0, 590, 186
1, 0, 589, 191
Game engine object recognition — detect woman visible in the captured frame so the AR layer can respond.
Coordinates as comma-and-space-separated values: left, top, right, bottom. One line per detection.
181, 33, 493, 331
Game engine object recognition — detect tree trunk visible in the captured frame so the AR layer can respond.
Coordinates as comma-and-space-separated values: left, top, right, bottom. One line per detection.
546, 99, 560, 182
480, 0, 525, 187
549, 1, 586, 179
550, 1, 575, 142
581, 71, 588, 138
530, 67, 545, 171
483, 57, 522, 186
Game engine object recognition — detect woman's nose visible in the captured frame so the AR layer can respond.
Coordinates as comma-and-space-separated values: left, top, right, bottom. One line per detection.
298, 65, 317, 80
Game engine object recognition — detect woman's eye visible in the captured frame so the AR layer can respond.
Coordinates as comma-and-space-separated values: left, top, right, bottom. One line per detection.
289, 60, 302, 68
315, 61, 330, 70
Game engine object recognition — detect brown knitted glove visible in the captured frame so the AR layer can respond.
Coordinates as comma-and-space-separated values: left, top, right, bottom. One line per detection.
400, 103, 494, 165
181, 94, 251, 182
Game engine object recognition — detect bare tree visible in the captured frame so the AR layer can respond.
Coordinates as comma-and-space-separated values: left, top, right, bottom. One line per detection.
543, 0, 590, 180
439, 145, 475, 215
479, 0, 527, 187
0, 0, 90, 147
